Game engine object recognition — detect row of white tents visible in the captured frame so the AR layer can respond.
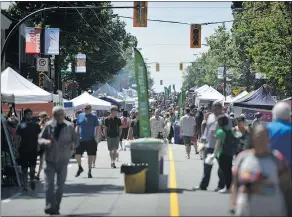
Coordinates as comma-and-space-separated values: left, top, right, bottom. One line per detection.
1, 67, 155, 111
1, 67, 112, 111
192, 84, 249, 105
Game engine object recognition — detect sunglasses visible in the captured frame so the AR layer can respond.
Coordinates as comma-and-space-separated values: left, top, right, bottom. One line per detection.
85, 107, 91, 110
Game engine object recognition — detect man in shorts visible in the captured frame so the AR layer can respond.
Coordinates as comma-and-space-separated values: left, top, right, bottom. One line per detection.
180, 108, 196, 159
75, 104, 100, 178
104, 107, 122, 168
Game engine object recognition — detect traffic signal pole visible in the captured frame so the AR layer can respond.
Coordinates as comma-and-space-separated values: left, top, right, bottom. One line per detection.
223, 64, 227, 100
1, 5, 138, 64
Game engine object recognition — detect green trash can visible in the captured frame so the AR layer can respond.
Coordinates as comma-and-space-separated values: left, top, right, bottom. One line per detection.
130, 138, 166, 193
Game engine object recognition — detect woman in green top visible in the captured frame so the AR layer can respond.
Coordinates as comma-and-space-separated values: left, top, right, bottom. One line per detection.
214, 115, 236, 193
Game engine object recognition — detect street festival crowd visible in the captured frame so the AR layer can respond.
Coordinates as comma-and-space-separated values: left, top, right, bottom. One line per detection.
3, 87, 291, 216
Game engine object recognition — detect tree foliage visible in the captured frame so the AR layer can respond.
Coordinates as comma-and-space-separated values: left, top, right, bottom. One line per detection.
183, 2, 292, 97
7, 1, 138, 91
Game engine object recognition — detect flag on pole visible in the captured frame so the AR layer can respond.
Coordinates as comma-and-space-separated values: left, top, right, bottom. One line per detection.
173, 84, 176, 93
178, 91, 185, 119
168, 85, 172, 95
134, 48, 151, 137
164, 86, 169, 100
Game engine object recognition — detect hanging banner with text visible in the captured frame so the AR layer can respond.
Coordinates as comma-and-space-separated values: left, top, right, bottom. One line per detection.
44, 28, 60, 55
25, 27, 41, 54
242, 108, 272, 122
134, 48, 150, 138
75, 53, 86, 73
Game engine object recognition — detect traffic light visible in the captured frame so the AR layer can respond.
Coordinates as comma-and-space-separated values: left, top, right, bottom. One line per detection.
38, 72, 45, 88
156, 63, 160, 72
133, 1, 148, 27
190, 24, 201, 48
160, 80, 163, 85
179, 63, 183, 71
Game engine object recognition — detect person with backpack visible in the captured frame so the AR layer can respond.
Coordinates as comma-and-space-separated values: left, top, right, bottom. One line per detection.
230, 124, 290, 216
213, 114, 237, 193
120, 111, 130, 151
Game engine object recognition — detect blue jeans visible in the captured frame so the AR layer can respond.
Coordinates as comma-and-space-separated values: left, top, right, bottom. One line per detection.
199, 148, 225, 189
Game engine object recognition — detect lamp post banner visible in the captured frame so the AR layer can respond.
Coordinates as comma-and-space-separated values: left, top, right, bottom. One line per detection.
44, 28, 60, 55
134, 48, 150, 138
25, 27, 41, 54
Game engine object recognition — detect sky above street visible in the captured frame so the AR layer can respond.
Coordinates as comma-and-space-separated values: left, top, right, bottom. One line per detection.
112, 2, 233, 92
2, 1, 234, 92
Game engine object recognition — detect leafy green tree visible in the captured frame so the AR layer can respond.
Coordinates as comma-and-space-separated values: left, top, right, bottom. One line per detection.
7, 1, 138, 92
232, 1, 292, 96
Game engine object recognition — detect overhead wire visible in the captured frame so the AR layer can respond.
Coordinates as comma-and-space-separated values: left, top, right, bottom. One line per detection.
65, 1, 124, 57
78, 1, 126, 57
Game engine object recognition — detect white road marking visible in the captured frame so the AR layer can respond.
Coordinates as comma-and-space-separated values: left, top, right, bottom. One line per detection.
2, 192, 22, 203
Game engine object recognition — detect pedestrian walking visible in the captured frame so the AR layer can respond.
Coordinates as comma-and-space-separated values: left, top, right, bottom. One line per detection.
38, 106, 79, 215
252, 112, 262, 128
230, 124, 290, 216
168, 111, 176, 143
104, 107, 122, 168
120, 110, 130, 151
35, 112, 50, 180
16, 108, 41, 192
75, 104, 100, 178
127, 111, 140, 139
150, 109, 164, 139
267, 102, 292, 216
179, 108, 196, 159
194, 102, 226, 191
213, 115, 237, 193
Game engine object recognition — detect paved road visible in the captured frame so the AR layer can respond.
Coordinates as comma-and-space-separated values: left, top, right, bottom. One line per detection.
1, 142, 231, 216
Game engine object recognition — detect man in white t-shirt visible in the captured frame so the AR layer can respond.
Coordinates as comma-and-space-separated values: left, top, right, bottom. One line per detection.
150, 109, 165, 138
180, 108, 196, 159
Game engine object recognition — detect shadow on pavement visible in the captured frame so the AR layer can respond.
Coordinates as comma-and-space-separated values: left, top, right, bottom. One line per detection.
18, 183, 124, 199
65, 212, 109, 216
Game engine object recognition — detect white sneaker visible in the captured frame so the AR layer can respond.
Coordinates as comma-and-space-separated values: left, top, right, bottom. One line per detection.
218, 188, 230, 194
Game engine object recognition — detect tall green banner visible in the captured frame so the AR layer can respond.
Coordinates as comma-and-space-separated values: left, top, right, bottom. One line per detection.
168, 85, 172, 94
178, 91, 185, 119
164, 86, 169, 100
134, 48, 150, 138
173, 84, 176, 93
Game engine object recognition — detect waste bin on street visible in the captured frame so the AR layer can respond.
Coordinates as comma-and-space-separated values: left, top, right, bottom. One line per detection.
174, 122, 183, 144
130, 138, 167, 193
121, 163, 148, 193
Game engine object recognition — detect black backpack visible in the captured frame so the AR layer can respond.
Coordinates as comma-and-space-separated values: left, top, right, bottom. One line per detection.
222, 129, 238, 156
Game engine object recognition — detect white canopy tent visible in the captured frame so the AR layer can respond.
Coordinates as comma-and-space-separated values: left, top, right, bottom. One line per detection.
1, 67, 53, 104
70, 91, 111, 111
195, 85, 210, 94
230, 91, 249, 103
197, 87, 224, 101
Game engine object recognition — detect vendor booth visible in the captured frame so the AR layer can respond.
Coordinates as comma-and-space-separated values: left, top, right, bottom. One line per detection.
70, 91, 111, 111
232, 86, 277, 123
1, 67, 53, 116
1, 67, 53, 104
195, 86, 224, 106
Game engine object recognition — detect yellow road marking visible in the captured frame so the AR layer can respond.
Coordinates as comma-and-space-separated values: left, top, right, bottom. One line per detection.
169, 147, 180, 216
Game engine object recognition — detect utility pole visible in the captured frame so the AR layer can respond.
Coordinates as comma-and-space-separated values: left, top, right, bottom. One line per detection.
71, 59, 76, 99
223, 64, 227, 100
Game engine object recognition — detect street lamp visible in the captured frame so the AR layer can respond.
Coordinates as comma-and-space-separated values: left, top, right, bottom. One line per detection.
1, 5, 138, 63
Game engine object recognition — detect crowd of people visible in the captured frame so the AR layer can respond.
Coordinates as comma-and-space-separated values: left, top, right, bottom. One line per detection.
2, 89, 291, 216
